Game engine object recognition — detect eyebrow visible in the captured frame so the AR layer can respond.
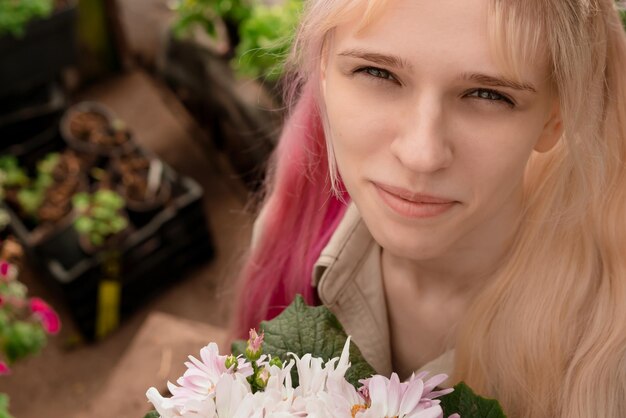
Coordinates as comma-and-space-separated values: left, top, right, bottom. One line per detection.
460, 72, 537, 93
337, 49, 537, 93
337, 48, 413, 70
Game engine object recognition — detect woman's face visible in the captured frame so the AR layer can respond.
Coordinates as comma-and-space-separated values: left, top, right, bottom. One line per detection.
322, 0, 562, 261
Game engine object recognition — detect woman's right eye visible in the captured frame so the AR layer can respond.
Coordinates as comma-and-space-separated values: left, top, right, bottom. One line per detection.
354, 66, 399, 84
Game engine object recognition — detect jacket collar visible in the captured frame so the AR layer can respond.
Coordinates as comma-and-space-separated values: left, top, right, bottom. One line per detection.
312, 204, 455, 384
313, 203, 393, 375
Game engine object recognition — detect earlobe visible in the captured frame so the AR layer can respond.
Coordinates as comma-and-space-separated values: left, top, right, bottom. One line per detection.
534, 100, 563, 153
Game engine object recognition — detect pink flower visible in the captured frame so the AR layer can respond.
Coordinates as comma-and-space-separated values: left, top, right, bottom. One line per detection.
0, 261, 17, 281
0, 261, 10, 276
0, 361, 11, 376
357, 373, 450, 418
245, 329, 264, 360
29, 297, 61, 334
249, 329, 263, 352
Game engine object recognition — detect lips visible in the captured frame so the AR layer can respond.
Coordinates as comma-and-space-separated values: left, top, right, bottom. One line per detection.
372, 182, 457, 218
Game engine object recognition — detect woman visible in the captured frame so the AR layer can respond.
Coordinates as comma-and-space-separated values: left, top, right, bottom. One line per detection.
234, 0, 626, 416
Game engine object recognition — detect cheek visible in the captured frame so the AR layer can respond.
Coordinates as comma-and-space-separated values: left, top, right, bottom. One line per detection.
453, 113, 545, 198
323, 76, 399, 178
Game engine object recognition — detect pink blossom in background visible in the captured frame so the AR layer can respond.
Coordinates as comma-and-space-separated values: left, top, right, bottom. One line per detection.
0, 261, 17, 281
0, 261, 9, 277
29, 297, 61, 334
0, 361, 10, 376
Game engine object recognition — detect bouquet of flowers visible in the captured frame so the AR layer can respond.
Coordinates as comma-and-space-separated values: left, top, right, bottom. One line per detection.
146, 296, 506, 418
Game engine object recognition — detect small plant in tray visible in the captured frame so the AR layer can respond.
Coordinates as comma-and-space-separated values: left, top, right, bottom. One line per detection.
72, 189, 128, 252
0, 156, 29, 208
61, 102, 133, 156
5, 151, 86, 231
114, 148, 171, 222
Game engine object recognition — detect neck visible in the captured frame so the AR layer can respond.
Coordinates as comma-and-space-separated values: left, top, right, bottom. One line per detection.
382, 189, 523, 299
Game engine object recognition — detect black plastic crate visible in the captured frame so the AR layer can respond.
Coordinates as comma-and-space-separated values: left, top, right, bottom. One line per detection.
3, 130, 215, 340
42, 175, 214, 340
0, 83, 67, 147
0, 5, 78, 98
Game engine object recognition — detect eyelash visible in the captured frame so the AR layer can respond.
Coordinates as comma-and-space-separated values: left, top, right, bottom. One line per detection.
353, 66, 516, 107
354, 66, 399, 84
466, 89, 515, 107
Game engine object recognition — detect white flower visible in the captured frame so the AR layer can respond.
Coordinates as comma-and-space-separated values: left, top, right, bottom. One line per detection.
214, 373, 253, 417
146, 337, 456, 418
356, 373, 445, 418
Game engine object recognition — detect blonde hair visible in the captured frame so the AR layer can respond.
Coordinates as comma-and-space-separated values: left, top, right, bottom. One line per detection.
284, 0, 626, 416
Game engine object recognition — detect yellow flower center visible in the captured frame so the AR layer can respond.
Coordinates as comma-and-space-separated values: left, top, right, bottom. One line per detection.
351, 404, 368, 417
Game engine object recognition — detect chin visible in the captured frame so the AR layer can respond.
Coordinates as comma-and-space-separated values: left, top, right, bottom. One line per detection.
368, 220, 454, 261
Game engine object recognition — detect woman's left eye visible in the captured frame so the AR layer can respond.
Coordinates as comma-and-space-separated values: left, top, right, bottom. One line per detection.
466, 89, 515, 106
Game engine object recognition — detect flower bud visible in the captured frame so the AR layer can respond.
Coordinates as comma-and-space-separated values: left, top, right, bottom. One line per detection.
225, 355, 238, 371
245, 329, 264, 361
269, 356, 283, 369
254, 367, 270, 389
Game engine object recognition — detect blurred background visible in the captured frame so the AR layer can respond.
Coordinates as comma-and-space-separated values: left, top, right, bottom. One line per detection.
1, 1, 625, 417
0, 0, 300, 416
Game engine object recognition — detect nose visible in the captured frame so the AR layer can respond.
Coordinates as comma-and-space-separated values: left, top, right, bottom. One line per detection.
389, 95, 453, 174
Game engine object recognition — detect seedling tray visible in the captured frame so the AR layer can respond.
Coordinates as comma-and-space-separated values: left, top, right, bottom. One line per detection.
3, 129, 215, 340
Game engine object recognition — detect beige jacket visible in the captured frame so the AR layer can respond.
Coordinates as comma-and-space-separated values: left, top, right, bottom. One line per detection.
313, 203, 454, 382
252, 203, 454, 381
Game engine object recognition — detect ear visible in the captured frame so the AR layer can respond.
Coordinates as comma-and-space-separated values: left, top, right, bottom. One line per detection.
534, 98, 563, 153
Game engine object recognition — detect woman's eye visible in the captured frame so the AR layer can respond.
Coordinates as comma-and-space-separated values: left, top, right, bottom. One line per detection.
467, 89, 515, 106
355, 66, 398, 83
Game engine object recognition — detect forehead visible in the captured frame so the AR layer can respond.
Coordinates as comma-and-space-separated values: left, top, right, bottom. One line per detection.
329, 0, 549, 85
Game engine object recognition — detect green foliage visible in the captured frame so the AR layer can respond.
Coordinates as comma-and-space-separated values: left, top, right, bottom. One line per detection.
0, 157, 28, 189
441, 382, 507, 418
251, 295, 375, 387
620, 8, 626, 30
0, 251, 57, 418
0, 394, 14, 418
142, 412, 159, 418
172, 0, 252, 39
73, 190, 127, 248
0, 0, 54, 37
234, 0, 302, 81
172, 0, 302, 81
14, 153, 59, 218
0, 320, 46, 364
0, 209, 9, 232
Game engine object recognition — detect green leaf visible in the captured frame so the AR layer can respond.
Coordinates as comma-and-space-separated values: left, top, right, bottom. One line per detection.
17, 188, 44, 216
231, 339, 247, 357
72, 193, 90, 211
258, 295, 376, 387
2, 321, 46, 363
90, 233, 104, 247
74, 216, 93, 234
0, 393, 14, 418
36, 153, 60, 175
110, 216, 128, 232
440, 382, 507, 418
142, 411, 159, 418
0, 0, 54, 37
